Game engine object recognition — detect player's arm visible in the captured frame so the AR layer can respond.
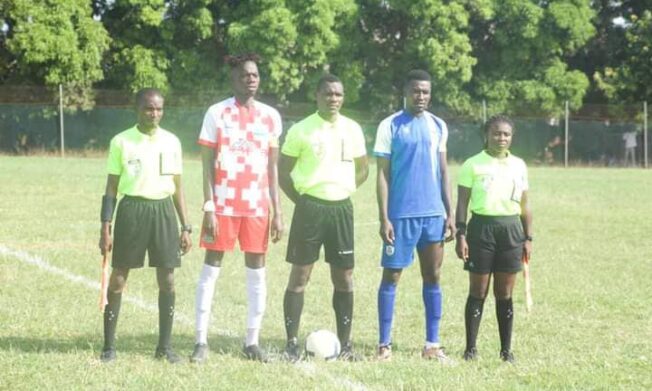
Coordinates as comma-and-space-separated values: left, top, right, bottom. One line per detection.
455, 185, 471, 261
520, 190, 533, 259
172, 174, 192, 254
376, 157, 394, 245
279, 153, 300, 204
200, 144, 218, 241
99, 174, 120, 255
439, 150, 455, 241
354, 154, 369, 188
268, 146, 284, 242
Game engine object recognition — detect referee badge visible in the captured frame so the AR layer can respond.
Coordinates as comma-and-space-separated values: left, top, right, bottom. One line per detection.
385, 245, 395, 256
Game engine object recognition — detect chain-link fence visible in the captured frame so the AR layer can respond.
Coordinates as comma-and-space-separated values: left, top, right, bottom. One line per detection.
0, 86, 649, 167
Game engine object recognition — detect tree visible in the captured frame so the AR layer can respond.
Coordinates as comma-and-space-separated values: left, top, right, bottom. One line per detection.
467, 0, 595, 115
1, 0, 109, 109
594, 9, 652, 103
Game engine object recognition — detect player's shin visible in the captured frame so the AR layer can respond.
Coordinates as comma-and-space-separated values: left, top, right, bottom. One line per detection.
465, 296, 485, 351
245, 267, 266, 346
103, 291, 122, 350
423, 283, 442, 346
378, 281, 397, 346
195, 264, 220, 344
333, 290, 353, 344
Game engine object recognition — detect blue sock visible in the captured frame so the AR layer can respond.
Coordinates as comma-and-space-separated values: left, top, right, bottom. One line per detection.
378, 281, 397, 346
423, 283, 442, 344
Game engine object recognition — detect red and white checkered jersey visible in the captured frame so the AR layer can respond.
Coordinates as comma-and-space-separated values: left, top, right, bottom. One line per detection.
198, 97, 282, 216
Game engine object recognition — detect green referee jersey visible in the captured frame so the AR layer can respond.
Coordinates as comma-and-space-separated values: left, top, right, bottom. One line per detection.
282, 112, 367, 201
107, 126, 183, 200
458, 150, 528, 216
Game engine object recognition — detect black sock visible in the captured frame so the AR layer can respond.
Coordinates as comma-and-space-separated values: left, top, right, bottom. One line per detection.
333, 290, 354, 345
103, 291, 122, 350
158, 291, 175, 350
496, 298, 514, 352
465, 295, 485, 351
283, 290, 304, 341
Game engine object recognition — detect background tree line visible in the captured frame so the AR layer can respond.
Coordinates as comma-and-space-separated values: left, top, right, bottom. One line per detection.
0, 0, 650, 117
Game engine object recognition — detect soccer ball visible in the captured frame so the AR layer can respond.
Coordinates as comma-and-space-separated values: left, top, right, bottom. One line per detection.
305, 329, 341, 361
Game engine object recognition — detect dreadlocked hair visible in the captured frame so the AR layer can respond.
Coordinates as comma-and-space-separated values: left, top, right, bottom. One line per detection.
224, 53, 261, 69
483, 114, 514, 149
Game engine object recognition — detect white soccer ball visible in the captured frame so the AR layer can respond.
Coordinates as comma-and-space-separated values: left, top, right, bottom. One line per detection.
305, 329, 341, 361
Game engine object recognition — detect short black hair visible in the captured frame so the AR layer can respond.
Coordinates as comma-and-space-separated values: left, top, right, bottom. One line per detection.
483, 114, 515, 136
405, 69, 431, 87
135, 88, 163, 107
225, 53, 261, 69
316, 74, 342, 92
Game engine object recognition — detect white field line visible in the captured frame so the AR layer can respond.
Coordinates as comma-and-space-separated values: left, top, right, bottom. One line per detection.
0, 244, 370, 391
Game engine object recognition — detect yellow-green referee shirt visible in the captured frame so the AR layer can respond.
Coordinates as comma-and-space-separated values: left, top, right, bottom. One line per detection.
458, 151, 528, 216
282, 112, 367, 201
107, 126, 183, 200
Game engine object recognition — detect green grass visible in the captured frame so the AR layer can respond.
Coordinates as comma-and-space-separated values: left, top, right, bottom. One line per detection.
0, 155, 650, 390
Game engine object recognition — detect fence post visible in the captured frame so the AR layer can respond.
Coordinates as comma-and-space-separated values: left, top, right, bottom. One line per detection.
645, 101, 648, 169
564, 100, 569, 168
59, 84, 64, 158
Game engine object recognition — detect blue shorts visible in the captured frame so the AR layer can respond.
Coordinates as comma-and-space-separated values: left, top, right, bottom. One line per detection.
381, 216, 446, 269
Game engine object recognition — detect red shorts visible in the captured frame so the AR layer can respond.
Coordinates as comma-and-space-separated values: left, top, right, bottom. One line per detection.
200, 214, 269, 254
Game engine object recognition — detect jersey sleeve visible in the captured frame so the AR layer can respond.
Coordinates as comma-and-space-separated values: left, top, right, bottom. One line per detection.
352, 122, 367, 158
269, 109, 283, 149
106, 136, 122, 176
198, 108, 221, 147
281, 124, 301, 157
458, 159, 473, 188
373, 118, 392, 158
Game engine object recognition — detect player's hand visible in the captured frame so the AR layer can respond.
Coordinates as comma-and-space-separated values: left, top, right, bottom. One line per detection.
270, 213, 284, 243
523, 239, 533, 261
455, 235, 468, 262
379, 219, 395, 245
99, 225, 113, 255
180, 231, 192, 255
202, 212, 217, 243
444, 217, 456, 242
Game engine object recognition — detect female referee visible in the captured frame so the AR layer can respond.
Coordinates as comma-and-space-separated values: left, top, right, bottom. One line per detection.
455, 114, 533, 363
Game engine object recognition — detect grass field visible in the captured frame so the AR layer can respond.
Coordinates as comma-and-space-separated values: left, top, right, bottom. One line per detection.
1, 155, 651, 390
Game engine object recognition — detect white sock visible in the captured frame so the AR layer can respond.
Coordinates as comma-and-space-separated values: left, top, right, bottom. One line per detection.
245, 267, 266, 346
195, 264, 220, 344
425, 341, 441, 349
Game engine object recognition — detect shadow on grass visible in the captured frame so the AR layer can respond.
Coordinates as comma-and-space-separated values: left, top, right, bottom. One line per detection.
0, 333, 379, 362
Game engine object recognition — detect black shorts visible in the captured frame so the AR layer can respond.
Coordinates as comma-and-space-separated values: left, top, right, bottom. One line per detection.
286, 195, 354, 269
112, 196, 181, 269
465, 214, 524, 274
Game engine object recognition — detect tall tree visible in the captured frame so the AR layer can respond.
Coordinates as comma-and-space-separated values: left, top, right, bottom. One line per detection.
592, 6, 652, 103
1, 0, 109, 109
467, 0, 595, 115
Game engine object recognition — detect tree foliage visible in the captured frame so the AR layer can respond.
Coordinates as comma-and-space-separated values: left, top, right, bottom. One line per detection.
0, 0, 648, 114
1, 0, 109, 109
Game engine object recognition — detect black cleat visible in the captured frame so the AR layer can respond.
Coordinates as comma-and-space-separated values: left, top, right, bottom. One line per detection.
190, 343, 209, 364
338, 341, 362, 362
155, 346, 182, 364
284, 338, 301, 362
463, 347, 477, 361
100, 347, 116, 363
243, 344, 268, 362
500, 350, 515, 363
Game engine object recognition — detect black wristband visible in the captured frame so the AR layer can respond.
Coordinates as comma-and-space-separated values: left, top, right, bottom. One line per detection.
101, 195, 116, 222
525, 235, 533, 241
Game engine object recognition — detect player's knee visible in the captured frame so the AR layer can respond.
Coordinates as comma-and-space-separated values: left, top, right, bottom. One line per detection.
204, 250, 224, 267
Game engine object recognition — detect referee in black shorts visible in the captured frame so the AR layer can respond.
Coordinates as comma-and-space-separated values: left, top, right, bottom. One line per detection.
98, 88, 192, 363
455, 115, 533, 363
